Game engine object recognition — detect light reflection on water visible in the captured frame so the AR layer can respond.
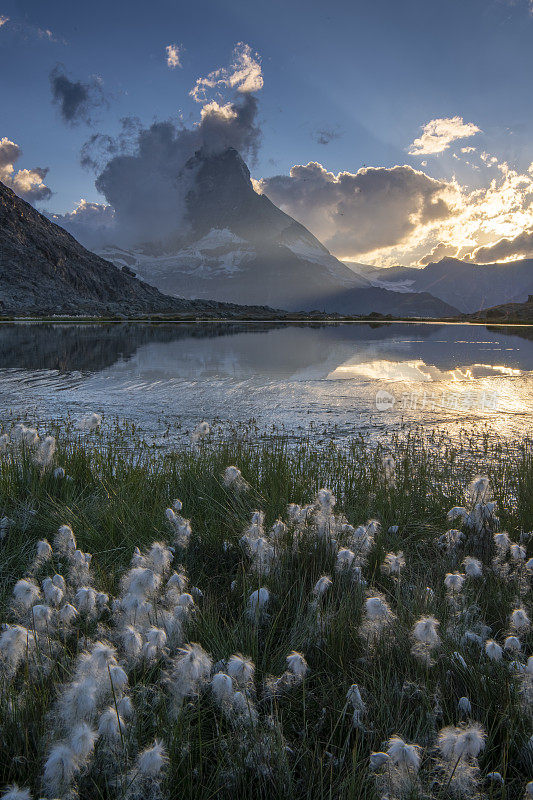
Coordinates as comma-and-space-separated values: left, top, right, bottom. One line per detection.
0, 321, 531, 442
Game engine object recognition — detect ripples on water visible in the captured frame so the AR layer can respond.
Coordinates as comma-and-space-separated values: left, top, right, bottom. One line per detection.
0, 321, 532, 444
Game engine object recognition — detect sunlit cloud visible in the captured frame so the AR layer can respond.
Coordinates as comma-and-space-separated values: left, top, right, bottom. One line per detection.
259, 161, 459, 258
408, 116, 481, 155
190, 42, 263, 102
166, 44, 182, 69
0, 15, 9, 27
0, 136, 51, 202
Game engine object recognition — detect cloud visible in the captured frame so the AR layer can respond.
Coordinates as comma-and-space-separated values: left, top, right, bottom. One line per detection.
258, 161, 457, 257
48, 200, 115, 249
49, 65, 107, 125
61, 44, 263, 248
0, 16, 9, 27
467, 229, 533, 263
0, 136, 51, 202
461, 146, 476, 154
408, 116, 481, 155
190, 42, 262, 102
313, 128, 342, 145
166, 44, 182, 69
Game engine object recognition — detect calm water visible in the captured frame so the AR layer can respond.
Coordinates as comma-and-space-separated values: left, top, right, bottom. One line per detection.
1, 321, 532, 443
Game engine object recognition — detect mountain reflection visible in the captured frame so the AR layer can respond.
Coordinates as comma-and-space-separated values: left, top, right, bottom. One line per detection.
0, 322, 531, 380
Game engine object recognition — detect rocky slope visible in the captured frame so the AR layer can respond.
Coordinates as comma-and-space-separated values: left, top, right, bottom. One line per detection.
0, 180, 276, 317
465, 294, 533, 322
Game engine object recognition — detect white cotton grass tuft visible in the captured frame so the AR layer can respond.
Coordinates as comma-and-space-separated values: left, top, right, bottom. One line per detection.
30, 604, 53, 630
286, 651, 308, 679
466, 475, 491, 506
43, 742, 78, 796
485, 639, 503, 661
74, 586, 97, 616
463, 556, 483, 578
34, 435, 56, 468
369, 751, 390, 770
227, 653, 255, 688
55, 524, 76, 555
361, 595, 395, 643
0, 625, 33, 678
168, 643, 213, 712
412, 616, 440, 649
98, 707, 124, 741
447, 506, 468, 523
335, 548, 355, 573
364, 595, 393, 621
42, 577, 63, 607
504, 635, 521, 652
223, 465, 250, 492
70, 722, 96, 760
211, 672, 234, 705
35, 539, 53, 563
59, 603, 78, 626
510, 543, 527, 561
313, 575, 332, 597
386, 736, 422, 771
77, 412, 102, 431
510, 608, 530, 633
441, 722, 486, 759
382, 551, 405, 577
137, 739, 168, 777
191, 420, 210, 442
458, 696, 472, 715
0, 786, 32, 799
12, 578, 41, 610
346, 683, 366, 727
247, 587, 270, 619
444, 572, 465, 592
165, 507, 192, 549
494, 531, 510, 553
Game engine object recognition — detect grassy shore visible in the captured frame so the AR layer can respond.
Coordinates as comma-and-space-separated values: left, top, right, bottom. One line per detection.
0, 424, 532, 799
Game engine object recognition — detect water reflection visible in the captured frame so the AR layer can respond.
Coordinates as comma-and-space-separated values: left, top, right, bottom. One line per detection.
0, 321, 531, 439
0, 321, 531, 378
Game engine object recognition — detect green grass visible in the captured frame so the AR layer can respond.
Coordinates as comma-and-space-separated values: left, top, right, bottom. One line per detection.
0, 424, 531, 799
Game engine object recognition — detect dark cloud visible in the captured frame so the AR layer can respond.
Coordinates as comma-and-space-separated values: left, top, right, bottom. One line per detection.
313, 128, 342, 145
259, 161, 455, 257
70, 92, 261, 246
418, 242, 458, 265
50, 65, 107, 125
468, 229, 533, 263
52, 43, 263, 248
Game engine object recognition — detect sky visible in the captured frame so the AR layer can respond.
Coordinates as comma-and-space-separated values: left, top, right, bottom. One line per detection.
2, 0, 533, 266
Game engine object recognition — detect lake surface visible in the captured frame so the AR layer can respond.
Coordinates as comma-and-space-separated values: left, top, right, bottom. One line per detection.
1, 321, 532, 443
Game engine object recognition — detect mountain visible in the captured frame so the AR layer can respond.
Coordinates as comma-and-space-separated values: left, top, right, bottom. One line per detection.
0, 179, 280, 317
362, 257, 533, 313
99, 148, 458, 317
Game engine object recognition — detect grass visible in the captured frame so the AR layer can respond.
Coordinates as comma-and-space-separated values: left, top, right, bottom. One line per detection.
0, 423, 531, 799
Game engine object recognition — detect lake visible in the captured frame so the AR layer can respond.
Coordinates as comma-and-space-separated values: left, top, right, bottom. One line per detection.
1, 321, 532, 443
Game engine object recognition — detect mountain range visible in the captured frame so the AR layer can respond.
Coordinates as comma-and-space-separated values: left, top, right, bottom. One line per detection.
2, 143, 530, 317
0, 179, 280, 317
97, 148, 458, 317
358, 258, 532, 313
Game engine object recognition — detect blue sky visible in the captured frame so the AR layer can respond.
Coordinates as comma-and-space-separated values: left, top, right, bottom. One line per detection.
2, 0, 533, 265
